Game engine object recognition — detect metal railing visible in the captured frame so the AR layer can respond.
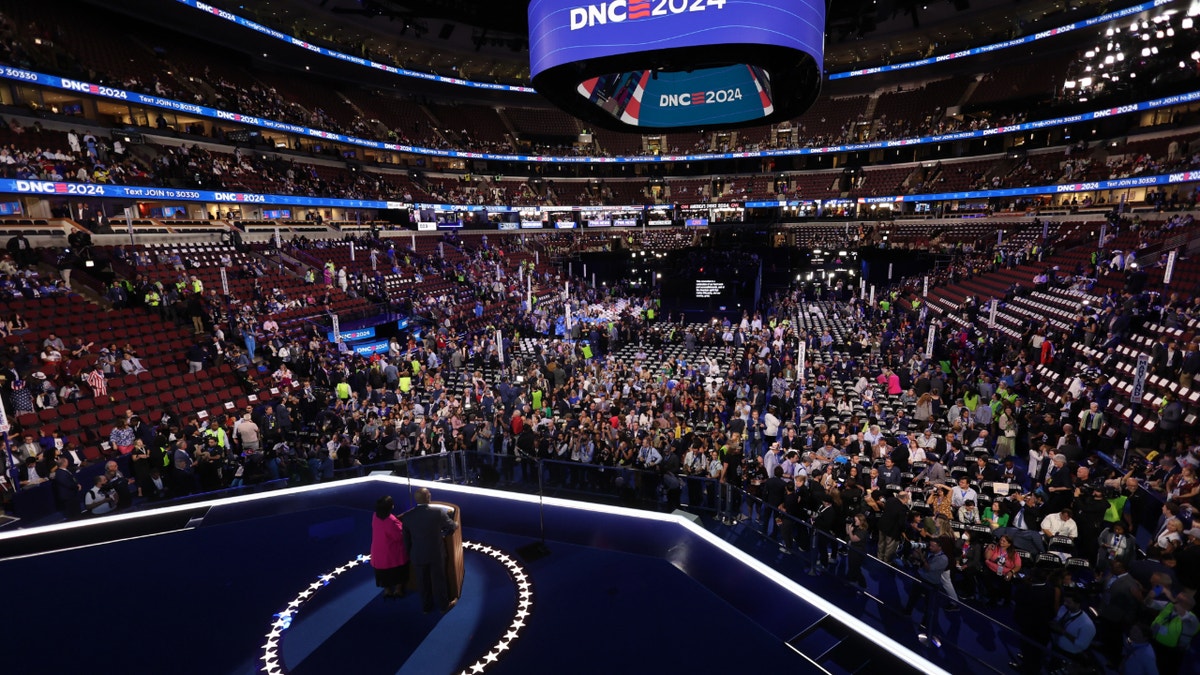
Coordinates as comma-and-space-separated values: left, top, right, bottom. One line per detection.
23, 449, 1065, 672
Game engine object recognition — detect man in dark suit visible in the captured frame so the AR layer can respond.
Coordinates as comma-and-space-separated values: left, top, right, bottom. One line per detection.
50, 456, 80, 518
761, 466, 788, 540
401, 487, 459, 613
1181, 342, 1200, 388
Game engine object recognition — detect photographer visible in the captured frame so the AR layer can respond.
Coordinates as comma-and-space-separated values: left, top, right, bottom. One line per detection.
846, 512, 870, 587
954, 530, 986, 601
901, 535, 959, 621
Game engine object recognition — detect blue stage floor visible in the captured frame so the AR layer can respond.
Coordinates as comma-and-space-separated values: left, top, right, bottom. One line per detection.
2, 506, 815, 675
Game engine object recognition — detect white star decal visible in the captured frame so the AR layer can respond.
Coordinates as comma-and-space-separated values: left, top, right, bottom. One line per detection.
260, 541, 532, 675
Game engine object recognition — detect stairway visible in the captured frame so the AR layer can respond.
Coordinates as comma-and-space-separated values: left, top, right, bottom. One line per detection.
496, 107, 521, 151
788, 616, 928, 674
957, 75, 984, 108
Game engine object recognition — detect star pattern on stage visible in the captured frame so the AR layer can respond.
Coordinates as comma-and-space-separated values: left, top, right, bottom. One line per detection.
260, 543, 534, 675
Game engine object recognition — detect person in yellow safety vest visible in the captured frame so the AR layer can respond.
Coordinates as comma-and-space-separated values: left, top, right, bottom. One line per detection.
190, 276, 203, 294
203, 424, 228, 450
398, 374, 412, 393
335, 380, 351, 401
144, 288, 160, 309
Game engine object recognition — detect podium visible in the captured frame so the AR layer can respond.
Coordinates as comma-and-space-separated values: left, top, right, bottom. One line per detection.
432, 501, 464, 604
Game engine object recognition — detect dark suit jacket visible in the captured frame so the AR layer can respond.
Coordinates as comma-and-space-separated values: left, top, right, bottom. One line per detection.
51, 468, 79, 509
1182, 351, 1200, 376
401, 504, 458, 565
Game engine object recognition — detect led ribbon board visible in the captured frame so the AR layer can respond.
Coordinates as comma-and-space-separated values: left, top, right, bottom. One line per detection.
1, 65, 1196, 163
528, 0, 824, 131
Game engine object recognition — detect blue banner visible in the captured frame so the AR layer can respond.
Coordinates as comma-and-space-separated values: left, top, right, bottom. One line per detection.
351, 340, 391, 356
0, 177, 402, 209
175, 0, 536, 93
39, 165, 1177, 211
328, 327, 376, 343
828, 0, 1172, 80
1, 65, 1196, 164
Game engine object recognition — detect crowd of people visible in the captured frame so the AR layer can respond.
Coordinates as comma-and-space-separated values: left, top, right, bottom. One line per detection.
3, 213, 1199, 671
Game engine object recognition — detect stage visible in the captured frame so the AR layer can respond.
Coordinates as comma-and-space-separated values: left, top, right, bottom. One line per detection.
0, 479, 944, 674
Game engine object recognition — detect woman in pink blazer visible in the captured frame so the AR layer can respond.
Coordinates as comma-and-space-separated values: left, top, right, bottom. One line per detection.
983, 534, 1022, 605
371, 495, 410, 598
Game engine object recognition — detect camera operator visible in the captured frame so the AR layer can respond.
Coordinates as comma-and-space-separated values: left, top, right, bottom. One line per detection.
84, 475, 118, 516
1072, 481, 1109, 562
901, 535, 959, 620
877, 490, 912, 564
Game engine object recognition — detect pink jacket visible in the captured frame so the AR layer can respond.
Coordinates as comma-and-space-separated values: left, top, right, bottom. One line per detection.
371, 514, 409, 569
877, 373, 902, 395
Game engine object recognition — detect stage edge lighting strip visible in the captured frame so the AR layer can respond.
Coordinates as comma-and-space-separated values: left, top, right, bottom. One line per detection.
0, 65, 1195, 164
259, 542, 532, 675
416, 478, 953, 675
828, 0, 1174, 80
172, 0, 537, 93
0, 476, 944, 673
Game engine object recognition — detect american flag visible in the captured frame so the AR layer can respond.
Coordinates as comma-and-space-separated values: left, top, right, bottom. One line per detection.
84, 368, 107, 398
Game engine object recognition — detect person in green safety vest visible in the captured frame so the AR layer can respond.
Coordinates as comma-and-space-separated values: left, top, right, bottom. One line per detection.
879, 298, 890, 313
144, 288, 160, 309
1150, 595, 1199, 672
190, 276, 203, 294
912, 298, 922, 311
335, 380, 351, 401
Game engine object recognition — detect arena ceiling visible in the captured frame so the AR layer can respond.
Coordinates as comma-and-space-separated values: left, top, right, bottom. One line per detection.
168, 0, 1112, 80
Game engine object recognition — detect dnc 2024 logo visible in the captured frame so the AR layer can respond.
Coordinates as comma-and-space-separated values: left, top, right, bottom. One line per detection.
569, 0, 726, 30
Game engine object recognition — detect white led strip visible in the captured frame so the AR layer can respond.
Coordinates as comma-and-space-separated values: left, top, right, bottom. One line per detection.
258, 541, 532, 675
